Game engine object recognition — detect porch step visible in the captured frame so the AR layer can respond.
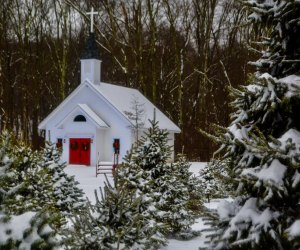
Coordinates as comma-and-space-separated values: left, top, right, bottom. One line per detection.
96, 153, 119, 177
96, 161, 116, 176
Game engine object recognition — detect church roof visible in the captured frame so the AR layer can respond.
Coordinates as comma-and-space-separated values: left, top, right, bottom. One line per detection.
92, 82, 181, 132
38, 80, 180, 133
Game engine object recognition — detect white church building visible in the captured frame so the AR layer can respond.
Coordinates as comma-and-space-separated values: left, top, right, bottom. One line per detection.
38, 31, 180, 166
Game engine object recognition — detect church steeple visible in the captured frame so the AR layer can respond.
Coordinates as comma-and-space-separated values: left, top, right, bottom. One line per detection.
80, 7, 101, 84
81, 32, 100, 60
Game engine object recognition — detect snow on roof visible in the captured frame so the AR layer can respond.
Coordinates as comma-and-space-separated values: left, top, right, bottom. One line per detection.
56, 103, 109, 129
92, 82, 181, 132
39, 80, 180, 133
77, 104, 109, 128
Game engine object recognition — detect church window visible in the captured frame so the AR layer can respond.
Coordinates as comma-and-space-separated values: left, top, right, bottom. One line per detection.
74, 115, 86, 122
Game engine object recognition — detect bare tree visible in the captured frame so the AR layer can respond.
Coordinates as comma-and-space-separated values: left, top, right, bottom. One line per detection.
124, 95, 145, 146
0, 0, 257, 160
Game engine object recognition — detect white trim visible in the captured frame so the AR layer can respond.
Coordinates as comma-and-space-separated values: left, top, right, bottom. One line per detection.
77, 104, 108, 127
38, 80, 131, 130
88, 82, 134, 126
55, 104, 109, 129
38, 83, 86, 130
65, 133, 94, 138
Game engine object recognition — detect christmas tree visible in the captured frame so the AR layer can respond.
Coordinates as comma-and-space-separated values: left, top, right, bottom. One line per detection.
39, 142, 85, 216
67, 175, 164, 249
118, 115, 198, 240
198, 160, 232, 203
207, 1, 300, 249
3, 137, 55, 214
117, 115, 172, 242
172, 155, 203, 216
0, 131, 60, 249
154, 157, 201, 237
198, 164, 220, 203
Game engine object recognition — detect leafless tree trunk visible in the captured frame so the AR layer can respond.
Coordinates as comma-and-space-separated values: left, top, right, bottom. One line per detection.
0, 0, 256, 160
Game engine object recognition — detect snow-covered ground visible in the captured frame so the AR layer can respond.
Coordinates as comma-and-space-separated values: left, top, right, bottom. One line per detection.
64, 162, 223, 249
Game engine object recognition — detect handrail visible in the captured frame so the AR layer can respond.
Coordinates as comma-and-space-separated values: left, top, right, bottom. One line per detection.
96, 153, 119, 177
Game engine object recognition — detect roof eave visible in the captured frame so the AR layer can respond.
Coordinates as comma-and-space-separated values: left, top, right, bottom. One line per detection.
38, 83, 87, 130
55, 104, 109, 129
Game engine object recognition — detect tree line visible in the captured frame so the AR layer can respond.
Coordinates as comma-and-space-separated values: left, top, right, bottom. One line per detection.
0, 0, 257, 160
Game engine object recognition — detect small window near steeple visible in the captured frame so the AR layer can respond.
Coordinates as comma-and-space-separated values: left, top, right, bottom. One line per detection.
74, 115, 86, 122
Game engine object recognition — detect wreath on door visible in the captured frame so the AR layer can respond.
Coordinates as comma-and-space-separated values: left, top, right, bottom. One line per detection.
82, 142, 90, 151
70, 141, 78, 150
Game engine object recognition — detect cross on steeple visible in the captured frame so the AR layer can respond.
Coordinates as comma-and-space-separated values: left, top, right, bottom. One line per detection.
86, 7, 98, 33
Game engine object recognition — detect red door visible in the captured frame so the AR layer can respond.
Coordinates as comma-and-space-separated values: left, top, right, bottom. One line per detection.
69, 138, 91, 166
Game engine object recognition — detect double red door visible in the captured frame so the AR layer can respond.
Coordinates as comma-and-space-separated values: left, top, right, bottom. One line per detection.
69, 138, 91, 165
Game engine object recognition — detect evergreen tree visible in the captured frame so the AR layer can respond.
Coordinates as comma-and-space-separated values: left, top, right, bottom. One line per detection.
67, 175, 163, 250
155, 159, 198, 239
206, 1, 300, 249
172, 155, 203, 216
198, 164, 219, 203
117, 116, 172, 242
198, 161, 231, 203
118, 117, 197, 240
39, 142, 85, 216
0, 131, 60, 249
2, 136, 55, 214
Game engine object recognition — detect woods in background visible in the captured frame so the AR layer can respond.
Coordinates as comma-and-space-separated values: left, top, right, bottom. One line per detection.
0, 0, 256, 161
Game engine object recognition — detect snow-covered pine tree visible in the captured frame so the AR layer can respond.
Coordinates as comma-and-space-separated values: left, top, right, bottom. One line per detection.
199, 164, 219, 203
155, 157, 198, 239
0, 210, 60, 249
129, 113, 171, 178
206, 1, 300, 249
0, 131, 15, 208
40, 142, 85, 216
0, 131, 60, 249
198, 161, 231, 203
172, 154, 203, 216
117, 116, 172, 241
3, 139, 55, 214
67, 175, 164, 250
118, 116, 198, 239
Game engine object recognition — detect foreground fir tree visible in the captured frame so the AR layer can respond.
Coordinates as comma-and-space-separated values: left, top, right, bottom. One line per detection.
117, 116, 172, 244
40, 142, 85, 216
4, 143, 54, 214
118, 116, 197, 240
0, 131, 60, 249
172, 155, 203, 217
206, 1, 300, 249
156, 157, 200, 239
67, 175, 162, 250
